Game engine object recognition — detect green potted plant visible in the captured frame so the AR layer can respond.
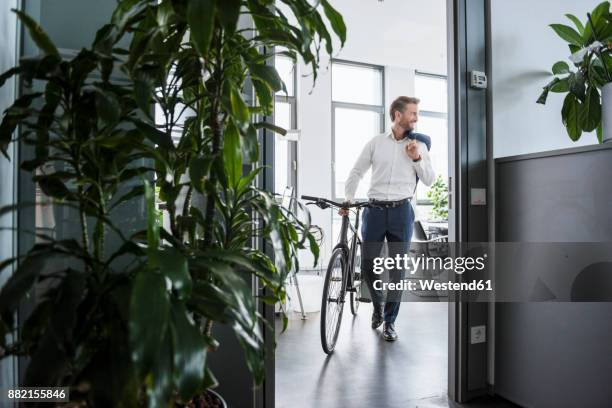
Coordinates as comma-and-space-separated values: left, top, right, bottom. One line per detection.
426, 175, 448, 221
0, 0, 346, 406
537, 1, 612, 143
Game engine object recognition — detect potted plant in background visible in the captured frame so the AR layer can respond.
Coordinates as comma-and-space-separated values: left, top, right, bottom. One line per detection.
0, 0, 346, 406
426, 175, 449, 222
537, 1, 612, 143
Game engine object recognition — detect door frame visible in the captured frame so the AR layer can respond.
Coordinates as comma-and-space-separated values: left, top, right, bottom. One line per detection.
260, 0, 491, 406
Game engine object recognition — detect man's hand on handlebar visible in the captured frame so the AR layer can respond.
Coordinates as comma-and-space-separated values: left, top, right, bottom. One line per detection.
338, 201, 351, 216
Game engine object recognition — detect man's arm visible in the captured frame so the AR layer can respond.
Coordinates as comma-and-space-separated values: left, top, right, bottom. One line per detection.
412, 142, 435, 186
344, 140, 373, 201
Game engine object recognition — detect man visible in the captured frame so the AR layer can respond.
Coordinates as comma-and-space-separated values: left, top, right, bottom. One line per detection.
340, 96, 435, 341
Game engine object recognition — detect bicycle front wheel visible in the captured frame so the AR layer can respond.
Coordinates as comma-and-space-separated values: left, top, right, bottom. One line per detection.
320, 247, 348, 354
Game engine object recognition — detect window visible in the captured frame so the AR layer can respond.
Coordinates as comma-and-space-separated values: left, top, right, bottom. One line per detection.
414, 72, 448, 203
274, 55, 297, 195
332, 61, 384, 201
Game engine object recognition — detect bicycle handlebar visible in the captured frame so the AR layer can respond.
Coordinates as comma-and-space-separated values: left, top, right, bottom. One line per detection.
301, 195, 370, 209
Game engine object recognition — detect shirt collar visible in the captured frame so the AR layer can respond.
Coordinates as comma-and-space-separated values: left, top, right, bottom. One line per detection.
388, 130, 409, 142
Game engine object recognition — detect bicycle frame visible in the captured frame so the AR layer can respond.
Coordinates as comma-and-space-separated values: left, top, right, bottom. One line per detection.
335, 208, 362, 290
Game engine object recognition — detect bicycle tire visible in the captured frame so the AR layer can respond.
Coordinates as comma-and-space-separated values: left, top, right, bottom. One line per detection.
350, 239, 362, 316
320, 247, 348, 354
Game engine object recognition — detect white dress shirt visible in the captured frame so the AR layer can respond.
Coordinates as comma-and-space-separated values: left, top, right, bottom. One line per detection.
344, 131, 436, 201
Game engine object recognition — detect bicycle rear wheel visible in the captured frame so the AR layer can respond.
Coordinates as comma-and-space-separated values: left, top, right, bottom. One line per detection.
350, 239, 362, 316
320, 247, 347, 354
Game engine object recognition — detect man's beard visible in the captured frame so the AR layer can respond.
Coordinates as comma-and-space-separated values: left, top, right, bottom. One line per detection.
401, 119, 415, 132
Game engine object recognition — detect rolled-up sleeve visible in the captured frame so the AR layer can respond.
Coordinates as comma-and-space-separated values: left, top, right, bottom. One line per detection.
413, 142, 435, 187
344, 140, 373, 201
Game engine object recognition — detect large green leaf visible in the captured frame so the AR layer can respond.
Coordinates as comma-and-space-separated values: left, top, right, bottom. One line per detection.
252, 78, 273, 114
223, 120, 242, 186
562, 93, 583, 141
552, 61, 570, 75
566, 13, 585, 35
187, 0, 216, 56
550, 23, 584, 46
153, 247, 192, 300
253, 121, 287, 136
242, 125, 259, 164
216, 0, 241, 33
229, 85, 250, 128
0, 247, 65, 325
321, 0, 347, 46
248, 63, 284, 93
133, 120, 174, 150
24, 270, 85, 387
0, 67, 21, 88
580, 86, 601, 132
583, 1, 611, 42
95, 87, 121, 125
129, 268, 170, 378
189, 155, 212, 194
144, 180, 160, 252
13, 9, 59, 56
0, 92, 43, 159
169, 299, 207, 401
36, 175, 72, 200
568, 72, 586, 100
550, 77, 570, 93
146, 328, 174, 408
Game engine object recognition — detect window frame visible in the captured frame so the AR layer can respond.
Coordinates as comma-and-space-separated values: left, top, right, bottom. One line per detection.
331, 59, 385, 201
274, 55, 298, 130
414, 70, 448, 205
273, 55, 298, 194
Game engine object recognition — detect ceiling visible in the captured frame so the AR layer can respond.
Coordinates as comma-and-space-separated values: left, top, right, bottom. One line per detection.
329, 0, 447, 74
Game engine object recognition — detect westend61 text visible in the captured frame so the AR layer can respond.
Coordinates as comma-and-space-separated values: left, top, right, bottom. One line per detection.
373, 279, 493, 292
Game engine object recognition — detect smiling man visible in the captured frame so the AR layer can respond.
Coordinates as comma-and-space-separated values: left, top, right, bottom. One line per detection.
340, 96, 435, 341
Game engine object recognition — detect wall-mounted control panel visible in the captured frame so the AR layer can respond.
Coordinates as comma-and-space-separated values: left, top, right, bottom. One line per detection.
470, 71, 487, 89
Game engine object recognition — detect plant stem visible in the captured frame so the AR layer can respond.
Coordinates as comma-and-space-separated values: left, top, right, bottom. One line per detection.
182, 185, 193, 217
205, 319, 214, 338
203, 30, 224, 248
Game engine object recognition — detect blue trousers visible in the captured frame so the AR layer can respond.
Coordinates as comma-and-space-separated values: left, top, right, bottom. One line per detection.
361, 201, 414, 323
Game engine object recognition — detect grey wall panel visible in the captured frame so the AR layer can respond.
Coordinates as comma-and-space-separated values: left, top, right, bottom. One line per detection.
465, 0, 488, 394
0, 0, 19, 400
495, 145, 612, 407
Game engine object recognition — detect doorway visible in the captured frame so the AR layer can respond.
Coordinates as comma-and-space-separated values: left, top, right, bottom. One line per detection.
271, 1, 455, 407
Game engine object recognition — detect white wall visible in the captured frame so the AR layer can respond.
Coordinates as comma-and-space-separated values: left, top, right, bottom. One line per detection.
491, 0, 601, 158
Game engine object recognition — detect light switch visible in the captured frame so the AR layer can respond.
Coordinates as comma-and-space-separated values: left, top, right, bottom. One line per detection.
471, 325, 486, 344
470, 188, 486, 206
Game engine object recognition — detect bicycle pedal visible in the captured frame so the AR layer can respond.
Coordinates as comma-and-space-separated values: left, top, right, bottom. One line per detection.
357, 297, 372, 303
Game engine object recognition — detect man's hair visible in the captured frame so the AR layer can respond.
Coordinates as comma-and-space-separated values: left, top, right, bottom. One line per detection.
389, 96, 420, 121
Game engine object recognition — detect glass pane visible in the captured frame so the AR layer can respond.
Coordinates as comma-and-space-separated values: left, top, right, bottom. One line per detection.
274, 101, 292, 194
274, 100, 292, 131
415, 75, 448, 113
275, 56, 295, 97
416, 115, 448, 202
334, 107, 382, 200
332, 63, 382, 105
274, 135, 289, 194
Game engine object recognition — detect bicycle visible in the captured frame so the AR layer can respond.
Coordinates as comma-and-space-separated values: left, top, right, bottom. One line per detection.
301, 195, 371, 354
